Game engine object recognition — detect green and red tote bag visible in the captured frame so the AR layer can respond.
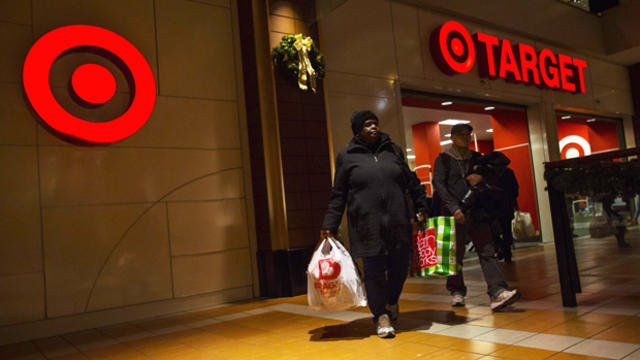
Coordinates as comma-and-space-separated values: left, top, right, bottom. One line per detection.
412, 216, 459, 277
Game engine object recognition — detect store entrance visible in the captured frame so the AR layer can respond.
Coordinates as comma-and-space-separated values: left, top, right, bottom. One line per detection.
401, 92, 541, 242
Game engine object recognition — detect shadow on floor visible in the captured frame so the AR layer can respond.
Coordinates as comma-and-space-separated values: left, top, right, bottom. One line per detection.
308, 309, 468, 341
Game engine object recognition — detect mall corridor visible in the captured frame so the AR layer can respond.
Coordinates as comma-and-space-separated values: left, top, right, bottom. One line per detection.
1, 230, 638, 360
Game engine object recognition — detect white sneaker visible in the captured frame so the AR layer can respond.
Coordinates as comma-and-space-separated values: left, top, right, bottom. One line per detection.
386, 304, 399, 322
451, 294, 465, 307
491, 289, 520, 311
376, 314, 395, 338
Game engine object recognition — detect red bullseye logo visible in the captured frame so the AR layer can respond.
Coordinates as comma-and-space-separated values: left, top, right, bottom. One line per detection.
559, 135, 591, 159
431, 20, 476, 75
23, 25, 156, 144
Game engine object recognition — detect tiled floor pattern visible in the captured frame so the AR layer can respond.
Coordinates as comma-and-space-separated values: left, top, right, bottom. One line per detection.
1, 231, 639, 359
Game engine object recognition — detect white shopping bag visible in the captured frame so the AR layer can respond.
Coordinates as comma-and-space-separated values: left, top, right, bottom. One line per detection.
307, 237, 367, 311
512, 211, 535, 240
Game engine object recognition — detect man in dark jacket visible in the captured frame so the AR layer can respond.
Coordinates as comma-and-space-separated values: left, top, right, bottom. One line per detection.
493, 167, 519, 263
432, 123, 519, 312
321, 110, 428, 338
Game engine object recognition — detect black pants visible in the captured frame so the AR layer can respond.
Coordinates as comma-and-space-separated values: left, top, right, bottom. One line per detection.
446, 220, 508, 298
498, 217, 514, 254
361, 247, 410, 321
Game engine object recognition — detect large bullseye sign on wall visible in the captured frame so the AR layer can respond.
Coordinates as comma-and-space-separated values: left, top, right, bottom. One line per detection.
431, 21, 588, 94
23, 25, 156, 144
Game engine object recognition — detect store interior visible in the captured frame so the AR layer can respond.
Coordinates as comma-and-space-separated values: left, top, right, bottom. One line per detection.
401, 94, 540, 240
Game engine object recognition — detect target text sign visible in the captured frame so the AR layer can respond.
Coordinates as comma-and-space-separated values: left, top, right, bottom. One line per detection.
431, 21, 587, 93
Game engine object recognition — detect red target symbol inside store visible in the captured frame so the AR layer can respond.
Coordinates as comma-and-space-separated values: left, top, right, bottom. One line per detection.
23, 25, 156, 144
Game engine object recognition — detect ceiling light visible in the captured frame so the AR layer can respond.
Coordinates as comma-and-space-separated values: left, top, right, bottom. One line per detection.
445, 134, 451, 137
438, 119, 470, 125
561, 115, 571, 119
441, 101, 453, 106
486, 129, 493, 133
587, 118, 596, 122
440, 140, 453, 146
406, 148, 412, 152
407, 155, 416, 159
484, 106, 495, 111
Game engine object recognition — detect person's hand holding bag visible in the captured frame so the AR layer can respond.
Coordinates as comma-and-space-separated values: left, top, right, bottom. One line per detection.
320, 229, 333, 240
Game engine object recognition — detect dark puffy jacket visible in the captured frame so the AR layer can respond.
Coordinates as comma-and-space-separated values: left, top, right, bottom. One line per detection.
432, 148, 483, 216
321, 133, 428, 258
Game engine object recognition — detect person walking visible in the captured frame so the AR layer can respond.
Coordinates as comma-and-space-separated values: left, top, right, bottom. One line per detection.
493, 167, 519, 263
320, 110, 428, 338
432, 123, 520, 311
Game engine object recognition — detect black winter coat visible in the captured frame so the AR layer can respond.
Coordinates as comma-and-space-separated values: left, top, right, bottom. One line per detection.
321, 133, 428, 258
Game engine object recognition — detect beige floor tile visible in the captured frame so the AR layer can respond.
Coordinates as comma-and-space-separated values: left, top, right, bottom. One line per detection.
501, 318, 563, 332
546, 353, 610, 360
449, 339, 509, 355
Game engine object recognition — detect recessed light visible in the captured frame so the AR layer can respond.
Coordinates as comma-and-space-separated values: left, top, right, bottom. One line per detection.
407, 155, 416, 159
438, 119, 470, 125
445, 134, 451, 137
441, 101, 453, 106
587, 118, 596, 123
440, 140, 453, 145
486, 129, 493, 133
561, 115, 571, 119
484, 106, 495, 111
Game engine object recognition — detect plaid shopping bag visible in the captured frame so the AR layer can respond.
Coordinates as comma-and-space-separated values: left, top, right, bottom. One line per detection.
413, 216, 459, 277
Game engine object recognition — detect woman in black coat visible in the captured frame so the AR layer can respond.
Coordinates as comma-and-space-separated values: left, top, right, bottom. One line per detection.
320, 110, 428, 338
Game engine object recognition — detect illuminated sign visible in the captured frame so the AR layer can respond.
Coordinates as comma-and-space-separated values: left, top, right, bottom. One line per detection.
23, 25, 156, 144
431, 21, 587, 93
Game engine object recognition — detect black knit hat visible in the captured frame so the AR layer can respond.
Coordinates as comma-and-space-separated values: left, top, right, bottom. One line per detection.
351, 110, 378, 135
450, 123, 473, 135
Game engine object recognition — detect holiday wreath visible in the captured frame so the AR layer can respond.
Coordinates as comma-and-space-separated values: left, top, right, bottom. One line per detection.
272, 34, 325, 93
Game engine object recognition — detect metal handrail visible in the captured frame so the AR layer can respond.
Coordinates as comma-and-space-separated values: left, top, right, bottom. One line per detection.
545, 147, 640, 169
413, 165, 433, 194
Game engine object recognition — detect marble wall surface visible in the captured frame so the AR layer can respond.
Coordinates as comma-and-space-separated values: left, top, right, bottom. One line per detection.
0, 0, 255, 338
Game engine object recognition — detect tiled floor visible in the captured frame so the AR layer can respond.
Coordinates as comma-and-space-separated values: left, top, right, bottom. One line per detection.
1, 229, 639, 359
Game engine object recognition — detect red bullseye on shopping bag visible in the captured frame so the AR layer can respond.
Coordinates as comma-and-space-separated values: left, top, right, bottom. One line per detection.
23, 25, 156, 144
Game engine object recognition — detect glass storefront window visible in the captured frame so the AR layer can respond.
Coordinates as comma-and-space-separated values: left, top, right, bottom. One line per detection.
555, 112, 633, 240
556, 112, 624, 160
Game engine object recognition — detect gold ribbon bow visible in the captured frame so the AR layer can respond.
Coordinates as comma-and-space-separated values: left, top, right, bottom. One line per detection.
293, 34, 317, 93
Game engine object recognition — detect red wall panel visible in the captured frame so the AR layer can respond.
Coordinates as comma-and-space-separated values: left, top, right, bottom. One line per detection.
588, 120, 619, 153
491, 112, 539, 232
412, 122, 441, 195
474, 139, 494, 154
